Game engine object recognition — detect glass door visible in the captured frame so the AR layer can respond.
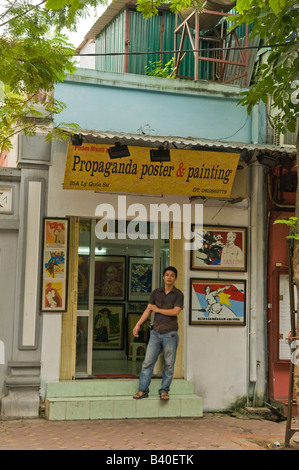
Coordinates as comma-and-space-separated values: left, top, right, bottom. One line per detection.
76, 219, 91, 376
75, 218, 169, 378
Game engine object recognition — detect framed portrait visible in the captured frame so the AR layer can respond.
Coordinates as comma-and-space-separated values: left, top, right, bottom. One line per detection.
128, 257, 153, 301
190, 278, 246, 326
41, 218, 69, 312
93, 303, 125, 350
191, 225, 247, 272
94, 255, 126, 301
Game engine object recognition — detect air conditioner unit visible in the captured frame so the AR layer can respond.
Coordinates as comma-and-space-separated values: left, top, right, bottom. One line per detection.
270, 104, 297, 148
273, 120, 297, 147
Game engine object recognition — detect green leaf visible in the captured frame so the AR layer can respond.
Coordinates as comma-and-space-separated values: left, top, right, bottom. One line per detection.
286, 234, 299, 240
235, 0, 248, 14
269, 0, 282, 14
0, 0, 108, 150
273, 218, 298, 226
45, 0, 68, 10
287, 120, 297, 132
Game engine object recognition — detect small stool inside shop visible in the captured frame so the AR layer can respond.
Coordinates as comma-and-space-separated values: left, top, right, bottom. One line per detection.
129, 342, 146, 361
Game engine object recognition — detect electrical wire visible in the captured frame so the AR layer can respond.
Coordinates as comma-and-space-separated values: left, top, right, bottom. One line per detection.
74, 43, 296, 57
216, 115, 249, 141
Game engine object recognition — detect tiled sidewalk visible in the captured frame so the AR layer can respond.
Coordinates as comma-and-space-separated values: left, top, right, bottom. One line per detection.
0, 413, 297, 451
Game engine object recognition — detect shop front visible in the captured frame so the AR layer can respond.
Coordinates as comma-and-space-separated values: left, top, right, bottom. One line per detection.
56, 141, 241, 379
38, 133, 265, 421
0, 132, 273, 419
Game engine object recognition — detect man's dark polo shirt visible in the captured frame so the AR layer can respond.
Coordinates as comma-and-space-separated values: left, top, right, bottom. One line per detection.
149, 286, 184, 334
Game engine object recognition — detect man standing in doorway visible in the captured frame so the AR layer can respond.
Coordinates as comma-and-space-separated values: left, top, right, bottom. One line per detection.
133, 266, 184, 401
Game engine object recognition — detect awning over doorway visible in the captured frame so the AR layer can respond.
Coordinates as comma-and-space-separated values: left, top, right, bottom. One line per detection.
63, 128, 296, 154
62, 129, 295, 197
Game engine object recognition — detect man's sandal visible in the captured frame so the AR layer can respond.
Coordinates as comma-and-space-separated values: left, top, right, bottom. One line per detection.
160, 390, 169, 400
133, 391, 148, 399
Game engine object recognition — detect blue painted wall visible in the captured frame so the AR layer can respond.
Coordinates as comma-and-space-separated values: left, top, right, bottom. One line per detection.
55, 69, 265, 144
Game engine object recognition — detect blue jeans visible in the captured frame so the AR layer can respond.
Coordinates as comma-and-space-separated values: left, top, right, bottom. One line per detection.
138, 329, 179, 394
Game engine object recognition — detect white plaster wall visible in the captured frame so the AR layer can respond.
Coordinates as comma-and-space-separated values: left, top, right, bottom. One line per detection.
186, 325, 248, 409
6, 135, 18, 168
40, 314, 62, 399
184, 201, 250, 411
78, 40, 95, 70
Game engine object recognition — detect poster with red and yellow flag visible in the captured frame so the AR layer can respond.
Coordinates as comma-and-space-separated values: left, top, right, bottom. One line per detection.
190, 279, 246, 325
63, 143, 240, 198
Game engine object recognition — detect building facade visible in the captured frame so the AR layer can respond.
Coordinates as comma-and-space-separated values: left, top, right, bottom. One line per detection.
0, 2, 296, 419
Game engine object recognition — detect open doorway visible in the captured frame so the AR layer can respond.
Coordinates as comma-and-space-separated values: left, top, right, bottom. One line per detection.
75, 218, 169, 378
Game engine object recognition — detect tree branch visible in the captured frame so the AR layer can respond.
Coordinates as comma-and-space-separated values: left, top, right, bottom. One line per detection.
0, 0, 48, 28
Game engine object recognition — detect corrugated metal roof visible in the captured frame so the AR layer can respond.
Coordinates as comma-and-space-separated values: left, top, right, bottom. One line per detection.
65, 128, 296, 154
82, 0, 170, 42
85, 0, 133, 41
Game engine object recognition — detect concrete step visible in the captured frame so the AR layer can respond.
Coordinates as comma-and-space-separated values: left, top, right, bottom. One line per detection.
45, 394, 203, 420
44, 379, 203, 421
45, 378, 195, 398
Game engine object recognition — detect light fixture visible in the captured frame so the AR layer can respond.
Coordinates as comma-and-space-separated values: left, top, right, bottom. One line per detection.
108, 142, 130, 159
71, 134, 83, 146
278, 152, 294, 170
78, 247, 90, 255
240, 149, 254, 165
150, 146, 171, 162
280, 172, 295, 192
95, 247, 107, 255
257, 151, 277, 167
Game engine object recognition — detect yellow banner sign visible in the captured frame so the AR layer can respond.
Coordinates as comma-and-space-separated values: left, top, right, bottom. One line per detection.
63, 143, 240, 197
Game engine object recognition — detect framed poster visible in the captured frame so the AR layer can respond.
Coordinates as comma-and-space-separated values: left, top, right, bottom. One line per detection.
94, 256, 125, 301
93, 303, 125, 350
41, 218, 69, 312
191, 225, 247, 272
190, 278, 246, 326
128, 257, 153, 301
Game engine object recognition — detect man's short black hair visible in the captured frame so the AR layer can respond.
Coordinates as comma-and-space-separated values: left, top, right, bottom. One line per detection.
163, 266, 178, 277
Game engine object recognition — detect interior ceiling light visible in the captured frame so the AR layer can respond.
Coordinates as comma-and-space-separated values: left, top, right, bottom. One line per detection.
71, 134, 83, 146
108, 142, 130, 159
257, 151, 277, 167
150, 146, 171, 162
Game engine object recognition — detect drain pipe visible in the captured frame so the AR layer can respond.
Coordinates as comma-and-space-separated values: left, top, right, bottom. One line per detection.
249, 162, 267, 406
